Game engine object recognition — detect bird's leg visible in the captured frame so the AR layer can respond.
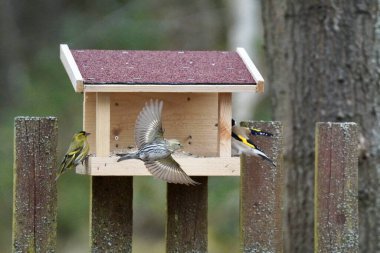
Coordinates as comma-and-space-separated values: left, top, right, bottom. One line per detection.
82, 154, 91, 165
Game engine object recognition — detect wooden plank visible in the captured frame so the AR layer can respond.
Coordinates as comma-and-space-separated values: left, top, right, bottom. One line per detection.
240, 121, 284, 252
83, 84, 259, 93
162, 94, 211, 253
314, 122, 359, 253
83, 92, 96, 154
218, 93, 232, 157
90, 93, 133, 252
96, 93, 110, 156
77, 156, 240, 176
236, 48, 264, 93
60, 44, 83, 92
13, 117, 58, 252
109, 93, 218, 157
166, 177, 208, 253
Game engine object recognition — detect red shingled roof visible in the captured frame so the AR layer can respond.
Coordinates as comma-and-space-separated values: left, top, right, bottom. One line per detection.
70, 49, 256, 85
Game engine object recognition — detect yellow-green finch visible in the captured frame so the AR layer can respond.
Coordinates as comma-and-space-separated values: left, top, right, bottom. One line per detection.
56, 131, 90, 181
232, 119, 276, 167
117, 99, 198, 185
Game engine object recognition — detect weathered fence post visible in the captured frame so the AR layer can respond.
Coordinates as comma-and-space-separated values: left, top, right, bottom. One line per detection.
90, 93, 133, 252
13, 117, 58, 252
90, 177, 133, 252
240, 121, 284, 253
166, 177, 208, 253
314, 122, 359, 252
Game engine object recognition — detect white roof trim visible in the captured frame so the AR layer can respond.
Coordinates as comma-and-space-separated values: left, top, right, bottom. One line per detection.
236, 47, 264, 93
60, 44, 84, 92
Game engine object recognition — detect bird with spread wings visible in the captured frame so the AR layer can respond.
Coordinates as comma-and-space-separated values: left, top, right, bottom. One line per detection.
117, 99, 198, 185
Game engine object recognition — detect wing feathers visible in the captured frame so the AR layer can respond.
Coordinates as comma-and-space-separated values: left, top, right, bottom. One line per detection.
145, 156, 199, 185
135, 100, 164, 148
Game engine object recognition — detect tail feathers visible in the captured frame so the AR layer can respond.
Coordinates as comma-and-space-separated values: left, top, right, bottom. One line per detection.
117, 152, 139, 162
256, 150, 276, 167
55, 156, 73, 181
253, 149, 277, 167
258, 153, 276, 167
55, 171, 63, 181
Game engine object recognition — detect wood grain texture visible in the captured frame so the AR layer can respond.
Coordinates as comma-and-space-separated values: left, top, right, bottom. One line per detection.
90, 176, 133, 252
77, 156, 240, 176
91, 93, 133, 252
84, 93, 219, 156
166, 177, 208, 253
109, 92, 218, 157
96, 93, 110, 156
314, 122, 358, 253
13, 117, 58, 252
218, 93, 232, 157
83, 92, 96, 154
240, 121, 284, 253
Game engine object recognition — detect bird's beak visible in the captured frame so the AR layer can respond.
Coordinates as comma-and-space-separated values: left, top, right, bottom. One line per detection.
85, 132, 91, 136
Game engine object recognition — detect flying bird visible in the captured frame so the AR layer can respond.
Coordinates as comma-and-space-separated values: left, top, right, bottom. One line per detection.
56, 131, 90, 181
117, 99, 198, 185
231, 119, 276, 167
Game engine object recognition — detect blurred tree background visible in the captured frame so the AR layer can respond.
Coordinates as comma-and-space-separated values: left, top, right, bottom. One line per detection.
0, 0, 268, 252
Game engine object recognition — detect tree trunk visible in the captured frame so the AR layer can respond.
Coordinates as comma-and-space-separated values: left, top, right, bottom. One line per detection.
261, 1, 380, 252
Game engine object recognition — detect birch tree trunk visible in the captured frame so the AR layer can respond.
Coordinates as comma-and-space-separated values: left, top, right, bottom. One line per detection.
261, 1, 380, 252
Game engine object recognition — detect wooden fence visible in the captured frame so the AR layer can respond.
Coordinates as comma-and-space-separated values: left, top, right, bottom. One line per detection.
12, 117, 358, 252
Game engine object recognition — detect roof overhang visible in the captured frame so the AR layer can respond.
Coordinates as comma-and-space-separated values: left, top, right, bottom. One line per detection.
60, 44, 264, 93
60, 44, 84, 92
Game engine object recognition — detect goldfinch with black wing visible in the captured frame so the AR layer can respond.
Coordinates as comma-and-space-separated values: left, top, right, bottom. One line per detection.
56, 131, 90, 181
232, 119, 276, 167
117, 99, 198, 185
232, 119, 273, 137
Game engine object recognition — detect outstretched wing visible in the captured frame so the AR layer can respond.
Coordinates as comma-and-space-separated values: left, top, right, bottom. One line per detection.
135, 99, 164, 148
144, 156, 199, 185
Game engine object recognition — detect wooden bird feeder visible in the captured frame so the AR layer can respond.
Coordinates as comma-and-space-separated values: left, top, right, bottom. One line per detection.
60, 44, 264, 176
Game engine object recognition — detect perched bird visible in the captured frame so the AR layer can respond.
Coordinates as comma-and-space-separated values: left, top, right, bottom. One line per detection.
117, 99, 198, 185
232, 119, 273, 137
56, 131, 90, 181
232, 119, 276, 167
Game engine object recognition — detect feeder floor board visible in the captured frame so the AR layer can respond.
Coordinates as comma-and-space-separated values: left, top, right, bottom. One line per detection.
77, 156, 240, 176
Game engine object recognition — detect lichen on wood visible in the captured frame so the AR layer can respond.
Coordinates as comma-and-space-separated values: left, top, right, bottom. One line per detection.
314, 122, 359, 253
166, 177, 208, 253
239, 121, 284, 253
12, 117, 58, 253
90, 176, 133, 252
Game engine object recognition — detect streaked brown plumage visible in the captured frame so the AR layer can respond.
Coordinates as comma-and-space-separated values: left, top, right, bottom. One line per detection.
117, 99, 198, 185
